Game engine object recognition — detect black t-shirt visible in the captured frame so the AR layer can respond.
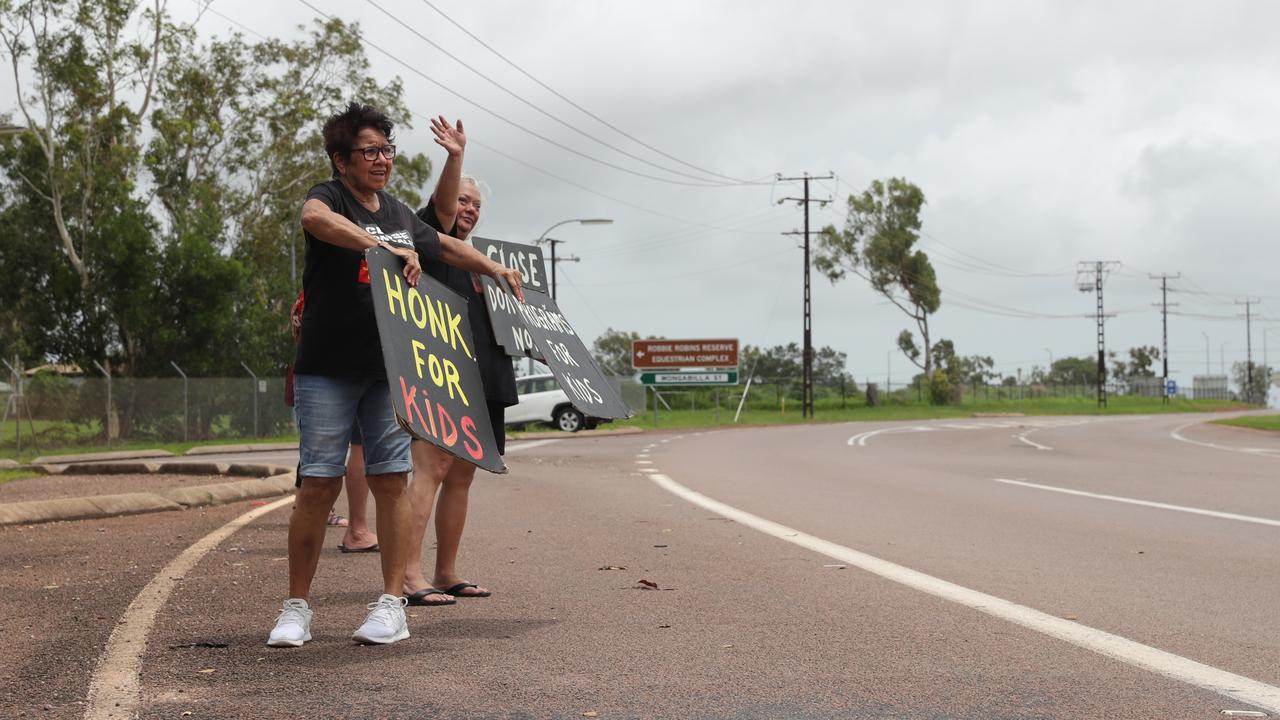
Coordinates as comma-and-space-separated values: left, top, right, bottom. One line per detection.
417, 198, 518, 406
294, 180, 442, 377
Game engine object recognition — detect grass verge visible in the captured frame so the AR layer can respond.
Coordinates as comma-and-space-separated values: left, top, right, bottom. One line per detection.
1212, 414, 1280, 432
0, 433, 299, 465
0, 468, 45, 486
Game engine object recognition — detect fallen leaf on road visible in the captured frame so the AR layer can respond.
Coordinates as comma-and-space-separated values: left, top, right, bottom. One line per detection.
1064, 615, 1078, 621
182, 712, 193, 716
598, 565, 626, 571
581, 712, 599, 718
197, 668, 216, 674
720, 644, 734, 649
43, 584, 58, 590
637, 579, 659, 589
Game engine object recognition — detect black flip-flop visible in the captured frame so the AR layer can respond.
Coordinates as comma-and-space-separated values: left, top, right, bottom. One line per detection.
443, 582, 491, 598
406, 587, 456, 606
338, 543, 379, 553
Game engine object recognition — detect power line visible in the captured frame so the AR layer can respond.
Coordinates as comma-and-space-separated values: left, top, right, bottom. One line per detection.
295, 0, 751, 187
414, 0, 751, 185
364, 0, 757, 187
190, 0, 795, 246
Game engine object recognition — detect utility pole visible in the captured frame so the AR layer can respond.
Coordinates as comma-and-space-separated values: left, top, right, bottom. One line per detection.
1077, 261, 1119, 408
1150, 273, 1180, 403
779, 171, 834, 419
1237, 298, 1260, 402
543, 238, 579, 301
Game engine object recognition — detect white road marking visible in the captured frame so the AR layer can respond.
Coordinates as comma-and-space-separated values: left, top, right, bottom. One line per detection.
648, 472, 1280, 712
636, 459, 653, 464
506, 439, 561, 453
1170, 421, 1280, 458
1015, 430, 1053, 451
993, 478, 1280, 528
84, 493, 297, 720
846, 426, 933, 447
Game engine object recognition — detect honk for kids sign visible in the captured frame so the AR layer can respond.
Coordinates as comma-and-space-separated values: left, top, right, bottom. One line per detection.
367, 247, 506, 474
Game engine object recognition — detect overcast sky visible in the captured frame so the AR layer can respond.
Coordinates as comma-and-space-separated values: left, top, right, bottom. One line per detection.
112, 2, 1280, 394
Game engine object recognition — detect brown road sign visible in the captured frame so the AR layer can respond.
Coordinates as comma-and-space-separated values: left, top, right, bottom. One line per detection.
632, 339, 739, 369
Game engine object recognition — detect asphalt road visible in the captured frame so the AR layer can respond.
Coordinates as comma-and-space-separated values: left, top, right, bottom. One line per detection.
3, 415, 1278, 719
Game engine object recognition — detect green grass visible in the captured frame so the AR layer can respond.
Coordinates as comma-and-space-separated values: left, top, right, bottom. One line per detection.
4, 393, 1252, 453
0, 468, 45, 485
0, 428, 299, 465
515, 394, 1248, 434
1212, 414, 1280, 432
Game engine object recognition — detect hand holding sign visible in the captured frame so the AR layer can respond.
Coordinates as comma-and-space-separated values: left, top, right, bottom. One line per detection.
487, 262, 525, 303
377, 241, 422, 286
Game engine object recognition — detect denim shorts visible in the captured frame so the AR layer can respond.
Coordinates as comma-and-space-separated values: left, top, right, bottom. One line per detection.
294, 374, 411, 478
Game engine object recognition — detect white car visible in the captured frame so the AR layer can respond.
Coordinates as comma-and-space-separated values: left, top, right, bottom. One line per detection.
507, 374, 603, 432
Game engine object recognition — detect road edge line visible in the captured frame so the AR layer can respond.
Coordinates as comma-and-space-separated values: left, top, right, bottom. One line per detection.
648, 471, 1280, 713
83, 493, 295, 720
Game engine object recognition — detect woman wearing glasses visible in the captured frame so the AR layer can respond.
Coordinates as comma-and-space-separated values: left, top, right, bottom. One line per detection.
400, 117, 519, 607
268, 102, 523, 649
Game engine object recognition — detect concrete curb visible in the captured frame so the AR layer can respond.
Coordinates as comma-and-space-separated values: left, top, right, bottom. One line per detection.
184, 442, 297, 455
0, 468, 296, 527
0, 459, 19, 469
31, 449, 175, 464
159, 473, 295, 508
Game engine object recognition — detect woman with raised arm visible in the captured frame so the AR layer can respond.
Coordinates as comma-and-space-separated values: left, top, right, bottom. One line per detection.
402, 117, 520, 606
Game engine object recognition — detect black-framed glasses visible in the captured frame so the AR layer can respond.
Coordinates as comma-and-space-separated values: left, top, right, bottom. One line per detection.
352, 144, 396, 161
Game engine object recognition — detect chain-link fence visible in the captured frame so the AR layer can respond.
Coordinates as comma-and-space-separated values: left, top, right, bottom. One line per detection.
0, 369, 1254, 452
2, 374, 293, 450
611, 373, 1244, 416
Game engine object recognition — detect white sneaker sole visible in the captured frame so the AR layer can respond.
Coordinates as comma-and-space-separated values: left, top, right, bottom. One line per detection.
351, 626, 409, 645
266, 630, 311, 648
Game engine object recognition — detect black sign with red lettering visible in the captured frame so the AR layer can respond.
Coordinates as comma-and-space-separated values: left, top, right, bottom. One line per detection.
367, 247, 506, 474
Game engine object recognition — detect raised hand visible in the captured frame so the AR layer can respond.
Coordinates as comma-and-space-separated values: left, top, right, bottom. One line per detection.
430, 116, 466, 157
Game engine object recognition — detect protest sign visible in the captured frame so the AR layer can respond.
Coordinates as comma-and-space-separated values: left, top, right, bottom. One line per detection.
471, 237, 548, 359
472, 236, 549, 294
367, 247, 506, 474
508, 286, 633, 420
476, 273, 544, 360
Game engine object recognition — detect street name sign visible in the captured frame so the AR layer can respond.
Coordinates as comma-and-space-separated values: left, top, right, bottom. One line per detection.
639, 371, 739, 386
632, 339, 739, 369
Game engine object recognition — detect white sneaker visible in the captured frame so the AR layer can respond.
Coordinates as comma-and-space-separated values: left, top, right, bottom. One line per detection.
351, 594, 409, 645
267, 598, 313, 647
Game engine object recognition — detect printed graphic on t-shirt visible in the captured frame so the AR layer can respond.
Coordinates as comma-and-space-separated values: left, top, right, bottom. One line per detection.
359, 224, 413, 284
362, 224, 414, 248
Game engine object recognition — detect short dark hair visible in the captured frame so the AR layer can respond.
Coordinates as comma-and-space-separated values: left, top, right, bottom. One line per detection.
322, 102, 395, 178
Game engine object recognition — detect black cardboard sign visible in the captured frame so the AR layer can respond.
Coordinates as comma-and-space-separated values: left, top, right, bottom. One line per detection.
472, 236, 549, 294
477, 273, 544, 360
507, 285, 633, 420
367, 247, 506, 474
